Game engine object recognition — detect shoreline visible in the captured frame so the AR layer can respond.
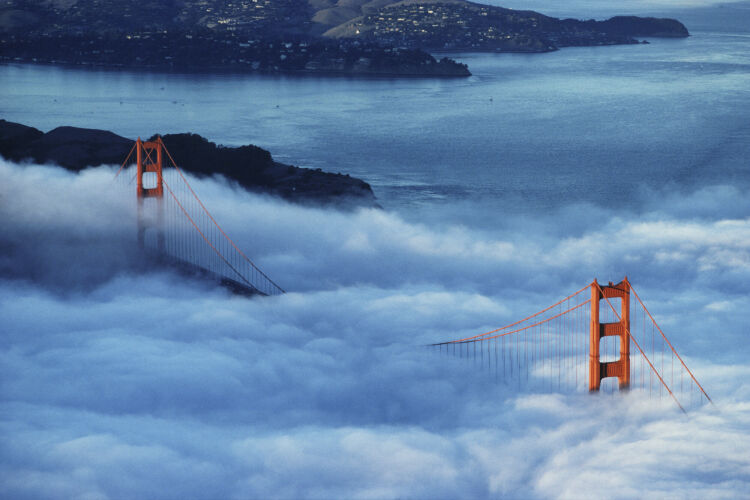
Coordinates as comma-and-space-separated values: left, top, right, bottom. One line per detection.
0, 57, 471, 79
0, 119, 380, 208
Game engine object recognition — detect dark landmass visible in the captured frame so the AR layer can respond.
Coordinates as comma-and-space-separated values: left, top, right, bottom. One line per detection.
325, 2, 690, 52
0, 31, 470, 77
0, 0, 688, 76
0, 0, 470, 77
0, 119, 377, 206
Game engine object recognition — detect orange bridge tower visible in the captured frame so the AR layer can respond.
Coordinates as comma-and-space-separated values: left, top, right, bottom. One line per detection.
590, 278, 631, 391
136, 137, 165, 251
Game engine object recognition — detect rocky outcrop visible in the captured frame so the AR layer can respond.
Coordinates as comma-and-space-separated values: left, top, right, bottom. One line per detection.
2, 123, 134, 168
596, 16, 690, 38
0, 119, 377, 206
156, 132, 376, 204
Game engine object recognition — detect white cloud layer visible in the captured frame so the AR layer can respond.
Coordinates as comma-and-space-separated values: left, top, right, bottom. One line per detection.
1, 160, 749, 499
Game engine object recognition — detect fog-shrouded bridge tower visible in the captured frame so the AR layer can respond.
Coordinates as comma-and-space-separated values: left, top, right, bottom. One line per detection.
135, 137, 165, 251
431, 276, 712, 412
118, 136, 285, 297
590, 278, 630, 391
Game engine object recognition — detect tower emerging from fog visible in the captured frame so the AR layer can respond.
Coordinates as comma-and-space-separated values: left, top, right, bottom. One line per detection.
121, 136, 284, 296
589, 278, 630, 391
136, 137, 165, 252
431, 277, 711, 412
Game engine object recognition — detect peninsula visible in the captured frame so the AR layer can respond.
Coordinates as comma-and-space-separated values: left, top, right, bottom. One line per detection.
0, 0, 689, 77
0, 119, 377, 206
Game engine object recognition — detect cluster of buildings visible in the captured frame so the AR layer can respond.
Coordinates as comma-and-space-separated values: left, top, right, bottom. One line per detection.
3, 0, 307, 38
348, 3, 634, 52
177, 0, 309, 35
354, 3, 546, 50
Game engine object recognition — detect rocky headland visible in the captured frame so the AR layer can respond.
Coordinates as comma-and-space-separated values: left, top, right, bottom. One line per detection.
325, 4, 690, 52
0, 119, 377, 206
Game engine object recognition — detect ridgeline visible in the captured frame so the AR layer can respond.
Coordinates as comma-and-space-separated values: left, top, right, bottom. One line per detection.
0, 119, 377, 206
0, 0, 689, 77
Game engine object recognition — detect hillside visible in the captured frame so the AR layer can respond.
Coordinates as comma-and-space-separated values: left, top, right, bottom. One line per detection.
320, 0, 689, 51
0, 119, 378, 206
0, 0, 689, 51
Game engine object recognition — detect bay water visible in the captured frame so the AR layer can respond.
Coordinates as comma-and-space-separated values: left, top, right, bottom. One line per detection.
1, 6, 748, 231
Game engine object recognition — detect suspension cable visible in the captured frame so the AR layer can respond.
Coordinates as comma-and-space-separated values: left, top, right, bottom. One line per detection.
631, 285, 712, 404
113, 142, 136, 180
162, 177, 254, 290
437, 284, 591, 344
595, 282, 686, 414
433, 299, 590, 346
160, 139, 285, 293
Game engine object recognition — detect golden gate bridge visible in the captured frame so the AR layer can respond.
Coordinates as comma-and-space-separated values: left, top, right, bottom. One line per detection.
115, 137, 711, 412
431, 278, 712, 412
115, 136, 284, 296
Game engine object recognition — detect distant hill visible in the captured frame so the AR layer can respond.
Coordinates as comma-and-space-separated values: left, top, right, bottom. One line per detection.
0, 0, 689, 52
320, 0, 688, 51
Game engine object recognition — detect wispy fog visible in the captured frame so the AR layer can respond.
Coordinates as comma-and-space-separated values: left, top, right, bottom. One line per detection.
1, 160, 749, 498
